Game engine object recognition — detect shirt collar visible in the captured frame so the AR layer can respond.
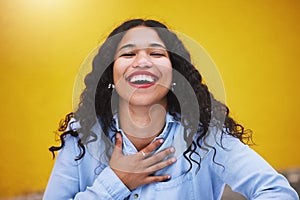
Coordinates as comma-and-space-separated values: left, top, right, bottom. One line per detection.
109, 112, 179, 155
112, 112, 176, 133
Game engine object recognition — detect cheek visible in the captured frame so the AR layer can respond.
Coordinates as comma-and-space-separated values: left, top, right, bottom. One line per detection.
154, 58, 172, 71
112, 65, 119, 83
113, 61, 125, 83
160, 60, 173, 80
113, 58, 134, 83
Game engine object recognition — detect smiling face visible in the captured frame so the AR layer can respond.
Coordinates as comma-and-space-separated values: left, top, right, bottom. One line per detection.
113, 26, 172, 107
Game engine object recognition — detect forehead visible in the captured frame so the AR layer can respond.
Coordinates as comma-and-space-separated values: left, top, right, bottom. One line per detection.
118, 26, 165, 48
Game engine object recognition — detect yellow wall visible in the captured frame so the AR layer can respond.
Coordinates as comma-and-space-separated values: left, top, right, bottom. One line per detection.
1, 0, 299, 197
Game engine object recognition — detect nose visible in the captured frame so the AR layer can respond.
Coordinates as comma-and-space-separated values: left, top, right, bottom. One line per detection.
132, 52, 152, 68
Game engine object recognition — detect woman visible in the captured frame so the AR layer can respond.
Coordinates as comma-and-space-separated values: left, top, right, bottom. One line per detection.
43, 19, 298, 199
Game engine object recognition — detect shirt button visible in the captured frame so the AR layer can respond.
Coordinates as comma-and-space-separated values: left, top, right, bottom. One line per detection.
133, 193, 139, 199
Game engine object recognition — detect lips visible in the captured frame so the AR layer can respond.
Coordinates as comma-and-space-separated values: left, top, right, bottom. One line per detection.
126, 71, 158, 88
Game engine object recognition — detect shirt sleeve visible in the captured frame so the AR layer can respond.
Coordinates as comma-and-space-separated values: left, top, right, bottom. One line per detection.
211, 135, 299, 200
43, 135, 131, 200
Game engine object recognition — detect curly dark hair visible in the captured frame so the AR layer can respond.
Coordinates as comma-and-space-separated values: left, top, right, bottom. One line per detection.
49, 19, 252, 172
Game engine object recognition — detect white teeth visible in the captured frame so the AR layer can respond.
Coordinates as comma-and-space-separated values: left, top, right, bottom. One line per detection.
129, 75, 155, 83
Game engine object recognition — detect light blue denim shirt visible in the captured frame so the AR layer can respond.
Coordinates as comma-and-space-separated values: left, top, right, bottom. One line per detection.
43, 113, 299, 200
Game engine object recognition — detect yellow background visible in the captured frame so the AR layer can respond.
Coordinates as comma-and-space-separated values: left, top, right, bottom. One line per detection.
1, 0, 299, 197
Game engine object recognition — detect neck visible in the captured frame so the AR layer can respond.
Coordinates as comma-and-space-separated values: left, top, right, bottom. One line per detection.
119, 100, 167, 151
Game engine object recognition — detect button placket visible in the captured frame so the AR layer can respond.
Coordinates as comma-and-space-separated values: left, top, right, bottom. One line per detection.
131, 187, 141, 199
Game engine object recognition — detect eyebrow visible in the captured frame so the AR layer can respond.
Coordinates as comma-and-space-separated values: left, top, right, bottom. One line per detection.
117, 43, 166, 52
149, 43, 166, 49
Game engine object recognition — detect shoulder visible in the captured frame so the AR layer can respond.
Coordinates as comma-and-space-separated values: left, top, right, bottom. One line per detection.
195, 127, 248, 163
66, 118, 81, 132
52, 118, 82, 161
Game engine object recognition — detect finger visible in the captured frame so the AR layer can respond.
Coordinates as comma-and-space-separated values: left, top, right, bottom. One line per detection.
143, 174, 171, 185
140, 139, 164, 155
144, 147, 175, 166
113, 132, 123, 154
146, 157, 176, 173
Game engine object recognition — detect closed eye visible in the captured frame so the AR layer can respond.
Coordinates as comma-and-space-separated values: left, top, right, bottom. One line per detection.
120, 53, 135, 57
150, 52, 166, 57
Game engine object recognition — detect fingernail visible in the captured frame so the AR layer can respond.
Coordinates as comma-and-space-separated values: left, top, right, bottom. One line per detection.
170, 147, 175, 153
159, 139, 164, 143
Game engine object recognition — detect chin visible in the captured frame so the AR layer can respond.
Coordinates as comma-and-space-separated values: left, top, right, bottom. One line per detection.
126, 95, 167, 107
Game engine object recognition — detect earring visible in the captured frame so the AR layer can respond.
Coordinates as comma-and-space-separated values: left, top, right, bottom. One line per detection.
171, 82, 176, 92
108, 83, 115, 89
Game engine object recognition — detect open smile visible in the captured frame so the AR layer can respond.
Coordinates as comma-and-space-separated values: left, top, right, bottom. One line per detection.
126, 71, 158, 88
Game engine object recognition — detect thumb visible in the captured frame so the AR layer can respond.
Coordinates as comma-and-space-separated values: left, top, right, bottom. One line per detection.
114, 132, 123, 154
